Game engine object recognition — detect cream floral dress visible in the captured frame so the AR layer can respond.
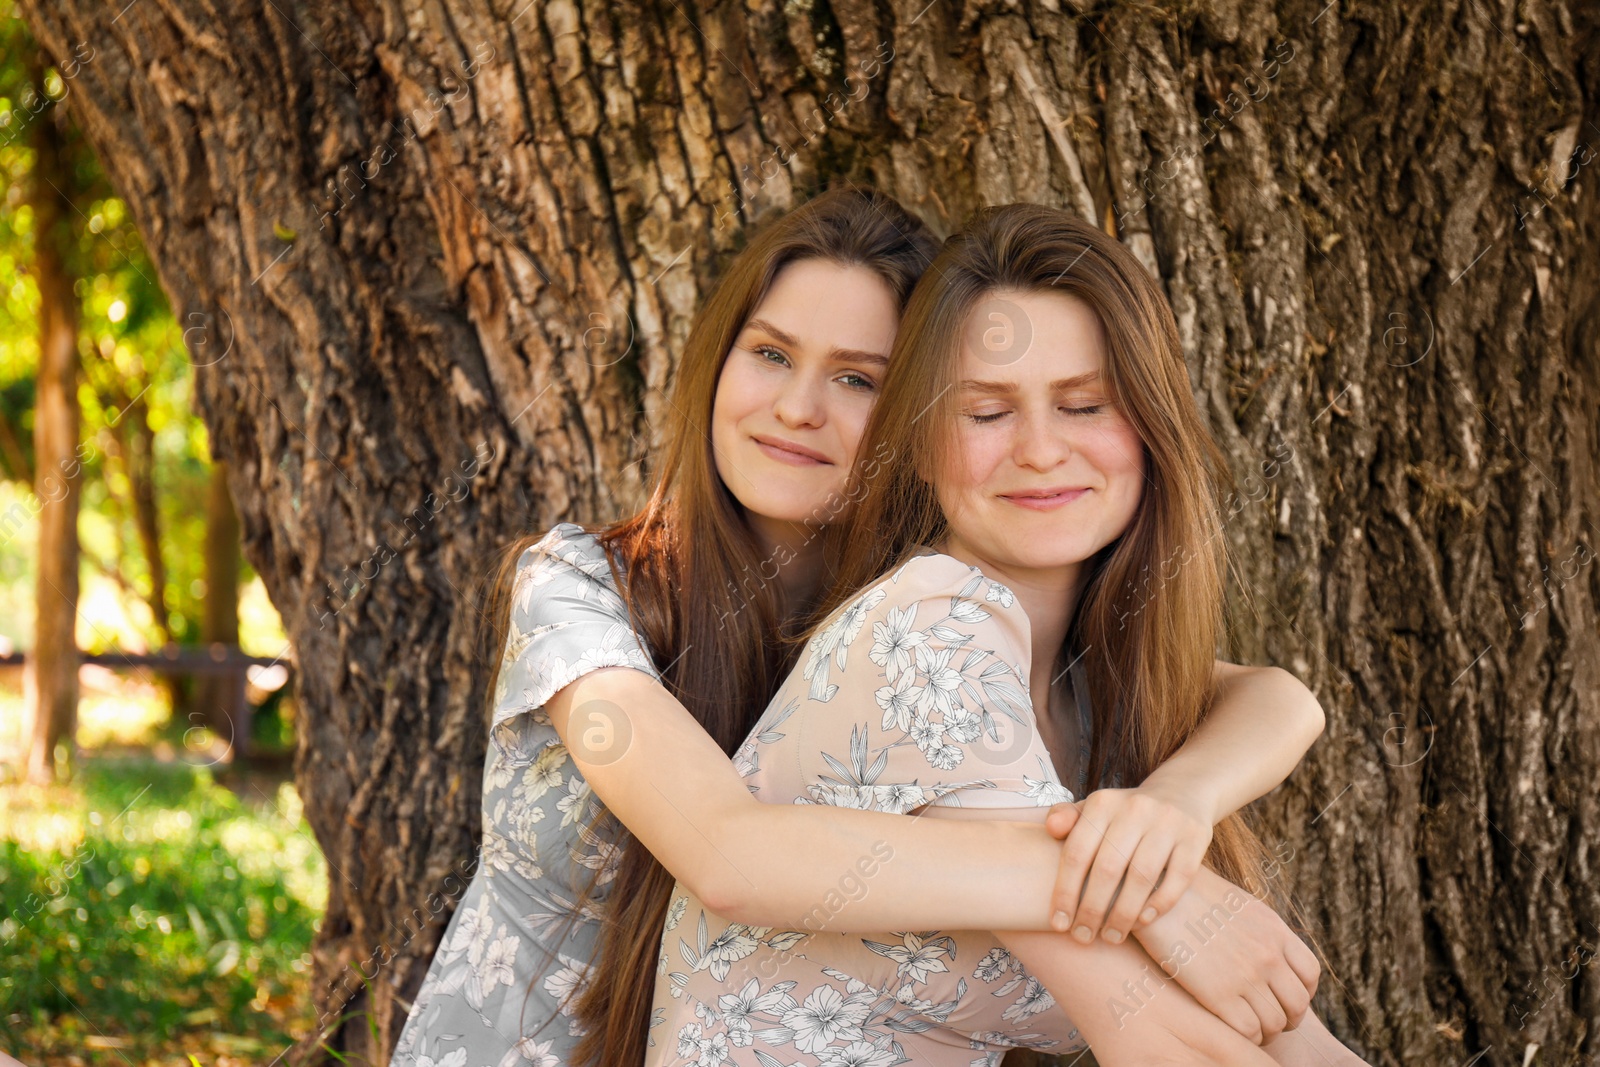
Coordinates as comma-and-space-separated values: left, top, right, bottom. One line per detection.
645, 550, 1096, 1067
390, 523, 661, 1067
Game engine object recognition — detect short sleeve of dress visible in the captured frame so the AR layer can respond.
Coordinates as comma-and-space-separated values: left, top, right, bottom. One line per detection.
790, 552, 1076, 815
490, 522, 662, 728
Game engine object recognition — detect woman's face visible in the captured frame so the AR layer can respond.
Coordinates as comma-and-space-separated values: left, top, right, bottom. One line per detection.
936, 288, 1147, 577
711, 258, 899, 526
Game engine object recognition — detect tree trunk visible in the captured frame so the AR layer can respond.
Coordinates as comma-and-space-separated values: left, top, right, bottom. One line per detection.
121, 391, 169, 639
196, 458, 244, 749
15, 2, 1598, 1065
22, 62, 81, 786
98, 380, 190, 720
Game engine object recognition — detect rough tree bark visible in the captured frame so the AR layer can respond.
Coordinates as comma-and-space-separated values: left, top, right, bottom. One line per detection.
15, 2, 1599, 1065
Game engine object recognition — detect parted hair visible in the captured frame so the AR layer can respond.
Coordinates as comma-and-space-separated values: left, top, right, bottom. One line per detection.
812, 201, 1294, 914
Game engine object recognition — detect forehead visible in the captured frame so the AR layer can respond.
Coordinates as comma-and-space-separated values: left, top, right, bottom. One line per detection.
747, 258, 901, 353
957, 288, 1108, 380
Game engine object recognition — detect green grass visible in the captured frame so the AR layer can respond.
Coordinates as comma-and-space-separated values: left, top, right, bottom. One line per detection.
0, 755, 325, 1066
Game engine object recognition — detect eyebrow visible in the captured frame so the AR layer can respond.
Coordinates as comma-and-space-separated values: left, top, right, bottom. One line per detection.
743, 318, 890, 368
959, 371, 1103, 394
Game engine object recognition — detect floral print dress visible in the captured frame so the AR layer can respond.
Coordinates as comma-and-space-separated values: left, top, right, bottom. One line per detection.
646, 550, 1098, 1067
390, 523, 661, 1067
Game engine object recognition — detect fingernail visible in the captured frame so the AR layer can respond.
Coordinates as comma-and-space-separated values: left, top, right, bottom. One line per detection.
1141, 907, 1157, 924
1104, 929, 1123, 943
1051, 910, 1069, 931
1073, 926, 1093, 943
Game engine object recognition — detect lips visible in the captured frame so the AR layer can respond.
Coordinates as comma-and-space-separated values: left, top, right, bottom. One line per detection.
751, 434, 832, 466
1000, 486, 1089, 510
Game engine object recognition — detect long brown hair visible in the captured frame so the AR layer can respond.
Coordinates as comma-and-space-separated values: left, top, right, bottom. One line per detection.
475, 184, 939, 1065
815, 201, 1296, 915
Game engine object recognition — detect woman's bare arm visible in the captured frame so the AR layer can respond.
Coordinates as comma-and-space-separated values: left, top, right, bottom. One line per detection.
1046, 662, 1327, 942
1000, 925, 1369, 1067
1141, 661, 1326, 826
543, 665, 1073, 932
996, 927, 1281, 1066
1260, 1009, 1373, 1065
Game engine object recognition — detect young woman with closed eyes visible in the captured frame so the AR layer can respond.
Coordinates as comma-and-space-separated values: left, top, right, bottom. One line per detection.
642, 202, 1363, 1066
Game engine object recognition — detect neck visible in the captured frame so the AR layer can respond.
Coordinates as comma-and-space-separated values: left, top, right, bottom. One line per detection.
744, 513, 828, 623
937, 534, 1085, 694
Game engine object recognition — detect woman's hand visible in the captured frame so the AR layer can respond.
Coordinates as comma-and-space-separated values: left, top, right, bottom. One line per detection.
1043, 781, 1216, 944
1128, 865, 1320, 1044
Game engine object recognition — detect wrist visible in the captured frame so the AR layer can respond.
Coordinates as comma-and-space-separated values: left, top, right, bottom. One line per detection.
1130, 902, 1185, 969
1132, 864, 1226, 944
1138, 766, 1223, 827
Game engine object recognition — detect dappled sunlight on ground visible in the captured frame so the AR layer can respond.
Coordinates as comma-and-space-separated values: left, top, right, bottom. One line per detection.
0, 676, 324, 1067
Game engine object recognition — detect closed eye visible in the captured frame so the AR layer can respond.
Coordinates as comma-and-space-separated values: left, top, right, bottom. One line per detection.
967, 404, 1104, 423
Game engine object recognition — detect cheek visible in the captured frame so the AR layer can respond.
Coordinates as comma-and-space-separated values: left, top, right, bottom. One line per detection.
956, 425, 1009, 485
709, 364, 754, 490
1118, 427, 1147, 480
711, 360, 761, 442
833, 397, 876, 462
1093, 422, 1146, 501
936, 426, 1002, 514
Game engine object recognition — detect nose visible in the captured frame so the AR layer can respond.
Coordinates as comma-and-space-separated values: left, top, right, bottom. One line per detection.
1013, 408, 1072, 471
772, 371, 826, 429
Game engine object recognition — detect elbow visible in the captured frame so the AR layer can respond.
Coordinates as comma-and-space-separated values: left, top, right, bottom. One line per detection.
674, 806, 773, 924
692, 868, 800, 928
685, 866, 750, 924
1277, 666, 1326, 743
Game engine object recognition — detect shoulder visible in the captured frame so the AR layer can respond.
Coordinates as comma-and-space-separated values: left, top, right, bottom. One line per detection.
791, 552, 1047, 801
493, 523, 657, 725
510, 522, 632, 609
884, 550, 1021, 610
517, 522, 620, 585
810, 550, 1032, 677
504, 522, 639, 636
852, 551, 1025, 633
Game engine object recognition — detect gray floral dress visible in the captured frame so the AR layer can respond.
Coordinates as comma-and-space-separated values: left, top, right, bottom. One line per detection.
646, 550, 1099, 1067
390, 523, 660, 1067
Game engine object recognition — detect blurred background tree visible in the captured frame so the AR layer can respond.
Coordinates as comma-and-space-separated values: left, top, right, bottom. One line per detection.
1, 9, 308, 1064
0, 2, 285, 774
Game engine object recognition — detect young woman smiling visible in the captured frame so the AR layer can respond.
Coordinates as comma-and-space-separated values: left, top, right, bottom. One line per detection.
390, 188, 1328, 1067
643, 202, 1363, 1066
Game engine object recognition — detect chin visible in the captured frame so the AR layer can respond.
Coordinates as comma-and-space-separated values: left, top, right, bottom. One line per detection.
737, 486, 835, 527
766, 510, 823, 528
1014, 550, 1084, 570
1002, 537, 1093, 570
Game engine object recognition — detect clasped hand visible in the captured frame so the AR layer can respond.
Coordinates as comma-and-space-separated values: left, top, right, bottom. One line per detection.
1043, 786, 1320, 1044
